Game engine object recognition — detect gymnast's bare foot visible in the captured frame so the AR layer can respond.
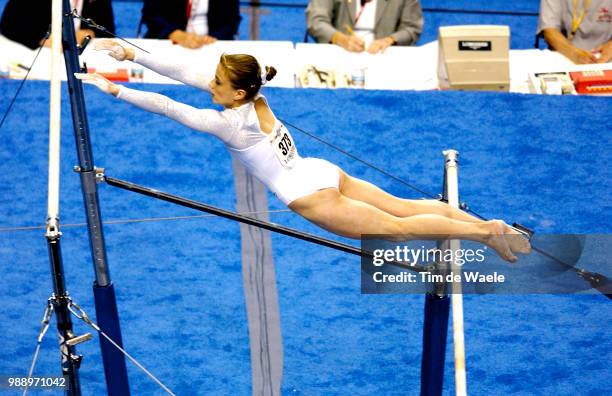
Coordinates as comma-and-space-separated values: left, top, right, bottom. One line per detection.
500, 221, 532, 254
483, 220, 518, 263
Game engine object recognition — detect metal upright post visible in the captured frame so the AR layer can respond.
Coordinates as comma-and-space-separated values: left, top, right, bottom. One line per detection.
246, 0, 270, 41
44, 1, 82, 393
420, 252, 450, 393
420, 150, 462, 396
420, 292, 450, 396
444, 150, 467, 396
421, 249, 450, 396
249, 0, 261, 40
46, 234, 82, 395
61, 0, 130, 393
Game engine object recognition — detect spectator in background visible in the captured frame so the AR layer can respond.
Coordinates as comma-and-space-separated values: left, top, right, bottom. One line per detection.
141, 0, 241, 49
306, 0, 423, 53
0, 0, 115, 49
538, 0, 612, 64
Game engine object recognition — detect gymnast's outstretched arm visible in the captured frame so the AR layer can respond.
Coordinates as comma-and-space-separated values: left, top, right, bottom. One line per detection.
93, 39, 212, 91
74, 73, 239, 145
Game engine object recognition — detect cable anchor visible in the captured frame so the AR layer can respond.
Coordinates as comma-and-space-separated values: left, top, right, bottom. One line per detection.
95, 167, 106, 183
72, 166, 106, 183
37, 298, 55, 343
45, 216, 62, 239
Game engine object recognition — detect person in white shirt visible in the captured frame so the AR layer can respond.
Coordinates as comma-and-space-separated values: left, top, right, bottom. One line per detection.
537, 0, 612, 63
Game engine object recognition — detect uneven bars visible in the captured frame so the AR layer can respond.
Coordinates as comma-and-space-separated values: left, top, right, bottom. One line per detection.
47, 0, 62, 234
444, 149, 467, 396
103, 175, 428, 273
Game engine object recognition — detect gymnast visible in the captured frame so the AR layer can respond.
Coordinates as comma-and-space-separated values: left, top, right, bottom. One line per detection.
76, 39, 531, 262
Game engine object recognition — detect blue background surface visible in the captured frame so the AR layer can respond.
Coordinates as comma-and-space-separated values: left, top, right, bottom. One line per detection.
1, 1, 611, 395
1, 80, 610, 395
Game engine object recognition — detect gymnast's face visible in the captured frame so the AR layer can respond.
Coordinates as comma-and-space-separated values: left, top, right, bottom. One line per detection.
209, 65, 246, 108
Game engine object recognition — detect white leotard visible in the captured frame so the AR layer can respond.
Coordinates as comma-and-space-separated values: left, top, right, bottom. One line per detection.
116, 52, 340, 205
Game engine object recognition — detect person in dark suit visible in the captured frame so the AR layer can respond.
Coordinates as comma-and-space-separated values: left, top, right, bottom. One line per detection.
141, 0, 241, 49
0, 0, 115, 49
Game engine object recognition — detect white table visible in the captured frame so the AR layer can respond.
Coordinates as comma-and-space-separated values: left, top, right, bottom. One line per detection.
1, 35, 610, 94
0, 37, 296, 88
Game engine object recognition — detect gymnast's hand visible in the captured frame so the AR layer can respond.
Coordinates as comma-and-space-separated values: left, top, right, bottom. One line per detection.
93, 39, 135, 62
74, 73, 121, 96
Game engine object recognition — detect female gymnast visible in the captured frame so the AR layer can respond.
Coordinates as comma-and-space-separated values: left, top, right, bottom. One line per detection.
76, 39, 531, 262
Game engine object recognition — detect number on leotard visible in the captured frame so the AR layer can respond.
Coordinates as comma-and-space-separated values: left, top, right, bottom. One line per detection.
281, 134, 292, 148
270, 125, 298, 168
278, 141, 288, 155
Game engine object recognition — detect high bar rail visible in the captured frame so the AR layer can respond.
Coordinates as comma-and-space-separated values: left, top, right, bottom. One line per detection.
103, 175, 429, 273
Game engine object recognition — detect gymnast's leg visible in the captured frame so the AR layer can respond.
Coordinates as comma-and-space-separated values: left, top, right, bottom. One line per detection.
289, 188, 519, 262
337, 170, 530, 254
338, 170, 482, 222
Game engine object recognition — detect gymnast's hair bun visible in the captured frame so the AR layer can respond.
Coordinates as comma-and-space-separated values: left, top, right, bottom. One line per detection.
265, 66, 277, 82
